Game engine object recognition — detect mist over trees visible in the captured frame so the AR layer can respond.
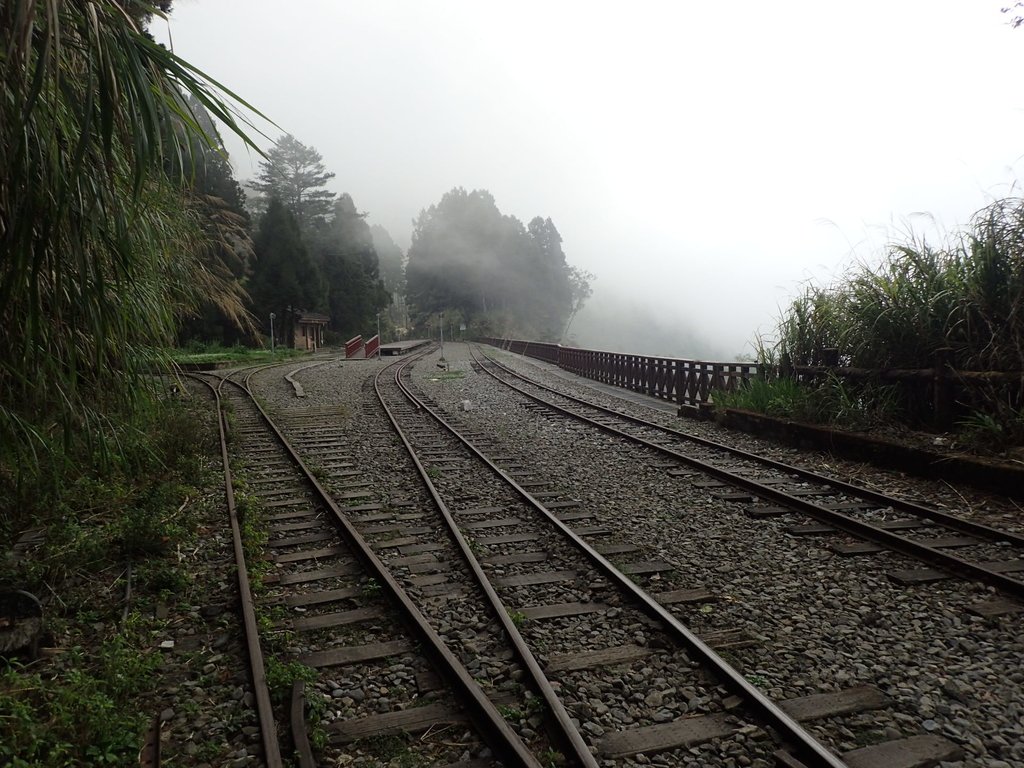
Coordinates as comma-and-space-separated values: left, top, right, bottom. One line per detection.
243, 134, 390, 342
249, 133, 337, 223
405, 188, 591, 340
372, 224, 407, 330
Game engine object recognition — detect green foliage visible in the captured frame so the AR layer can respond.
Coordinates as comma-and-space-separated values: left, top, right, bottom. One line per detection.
165, 341, 304, 364
0, 0, 266, 498
754, 197, 1024, 438
247, 198, 325, 343
0, 393, 213, 565
0, 395, 212, 767
540, 749, 568, 767
373, 224, 408, 331
498, 704, 523, 721
957, 404, 1024, 453
264, 657, 317, 706
0, 640, 160, 766
354, 733, 423, 766
715, 373, 903, 430
309, 195, 390, 338
250, 134, 336, 224
405, 188, 589, 340
773, 199, 1024, 372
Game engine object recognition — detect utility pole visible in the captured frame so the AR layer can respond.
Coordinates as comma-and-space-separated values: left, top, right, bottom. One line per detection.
269, 312, 276, 353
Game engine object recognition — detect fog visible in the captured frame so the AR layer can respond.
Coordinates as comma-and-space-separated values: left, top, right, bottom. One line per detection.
155, 1, 1024, 360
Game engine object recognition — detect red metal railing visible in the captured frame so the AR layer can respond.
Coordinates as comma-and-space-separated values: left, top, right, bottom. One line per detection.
364, 335, 380, 358
344, 335, 364, 359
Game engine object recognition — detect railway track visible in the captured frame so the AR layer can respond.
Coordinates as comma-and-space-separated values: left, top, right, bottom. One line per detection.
471, 345, 1024, 616
327, 348, 873, 767
201, 346, 1009, 766
200, 368, 538, 767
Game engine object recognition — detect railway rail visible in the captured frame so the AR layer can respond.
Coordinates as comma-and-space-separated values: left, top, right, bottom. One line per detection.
358, 348, 862, 766
471, 345, 1024, 614
190, 347, 1012, 766
199, 367, 538, 767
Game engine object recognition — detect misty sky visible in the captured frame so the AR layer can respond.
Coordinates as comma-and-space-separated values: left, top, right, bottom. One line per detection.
155, 1, 1024, 358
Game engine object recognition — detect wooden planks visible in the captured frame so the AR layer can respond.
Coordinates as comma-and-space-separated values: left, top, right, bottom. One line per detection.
842, 735, 964, 768
598, 713, 735, 757
779, 685, 889, 722
301, 639, 412, 668
494, 570, 577, 587
521, 601, 611, 620
328, 700, 465, 743
599, 686, 889, 758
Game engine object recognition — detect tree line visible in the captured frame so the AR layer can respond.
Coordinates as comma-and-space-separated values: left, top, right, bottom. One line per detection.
182, 130, 593, 348
180, 130, 396, 347
0, 1, 594, 502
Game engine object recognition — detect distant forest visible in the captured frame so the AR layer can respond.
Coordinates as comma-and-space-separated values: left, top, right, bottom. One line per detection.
406, 188, 592, 341
178, 127, 592, 347
177, 129, 395, 346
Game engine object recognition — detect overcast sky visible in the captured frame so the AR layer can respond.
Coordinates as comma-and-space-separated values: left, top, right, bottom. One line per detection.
155, 1, 1024, 358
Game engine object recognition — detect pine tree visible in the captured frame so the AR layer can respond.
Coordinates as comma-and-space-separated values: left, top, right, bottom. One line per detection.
250, 134, 335, 225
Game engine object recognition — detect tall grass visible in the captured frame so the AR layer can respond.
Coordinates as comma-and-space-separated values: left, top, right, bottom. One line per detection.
776, 198, 1024, 373
749, 197, 1024, 443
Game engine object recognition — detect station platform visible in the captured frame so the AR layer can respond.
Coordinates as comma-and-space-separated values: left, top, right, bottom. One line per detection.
380, 339, 431, 356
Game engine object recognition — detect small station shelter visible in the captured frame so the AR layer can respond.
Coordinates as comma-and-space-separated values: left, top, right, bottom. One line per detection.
292, 312, 329, 351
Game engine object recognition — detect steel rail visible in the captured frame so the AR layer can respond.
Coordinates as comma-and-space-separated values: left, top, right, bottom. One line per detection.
396, 352, 849, 768
189, 373, 284, 768
378, 353, 599, 768
226, 367, 542, 768
472, 348, 1024, 599
477, 348, 1024, 549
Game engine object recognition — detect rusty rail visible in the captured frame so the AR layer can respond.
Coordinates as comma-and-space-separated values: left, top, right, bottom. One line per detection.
189, 374, 284, 768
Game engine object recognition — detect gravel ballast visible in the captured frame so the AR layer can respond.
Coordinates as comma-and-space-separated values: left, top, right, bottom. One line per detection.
246, 346, 1024, 767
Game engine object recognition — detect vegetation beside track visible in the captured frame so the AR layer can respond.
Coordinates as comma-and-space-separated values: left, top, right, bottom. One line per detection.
0, 392, 225, 765
724, 197, 1024, 455
165, 340, 307, 367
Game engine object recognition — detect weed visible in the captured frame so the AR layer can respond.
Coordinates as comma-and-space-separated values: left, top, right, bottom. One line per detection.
264, 658, 317, 707
498, 704, 523, 721
356, 733, 416, 762
0, 637, 160, 765
361, 578, 383, 598
426, 466, 441, 480
957, 404, 1024, 453
508, 610, 528, 628
540, 749, 567, 767
306, 461, 326, 482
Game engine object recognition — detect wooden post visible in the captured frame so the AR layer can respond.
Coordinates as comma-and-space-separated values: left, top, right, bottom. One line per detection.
933, 347, 953, 430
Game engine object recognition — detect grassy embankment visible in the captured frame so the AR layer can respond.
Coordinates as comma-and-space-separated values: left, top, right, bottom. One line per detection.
0, 390, 221, 765
166, 340, 306, 366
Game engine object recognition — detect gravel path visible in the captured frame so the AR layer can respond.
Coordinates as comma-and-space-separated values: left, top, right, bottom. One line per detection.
417, 343, 1024, 767
245, 347, 1024, 767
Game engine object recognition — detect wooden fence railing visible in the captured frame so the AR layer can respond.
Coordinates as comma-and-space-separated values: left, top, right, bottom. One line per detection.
480, 339, 1023, 427
787, 348, 1024, 428
479, 338, 758, 410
